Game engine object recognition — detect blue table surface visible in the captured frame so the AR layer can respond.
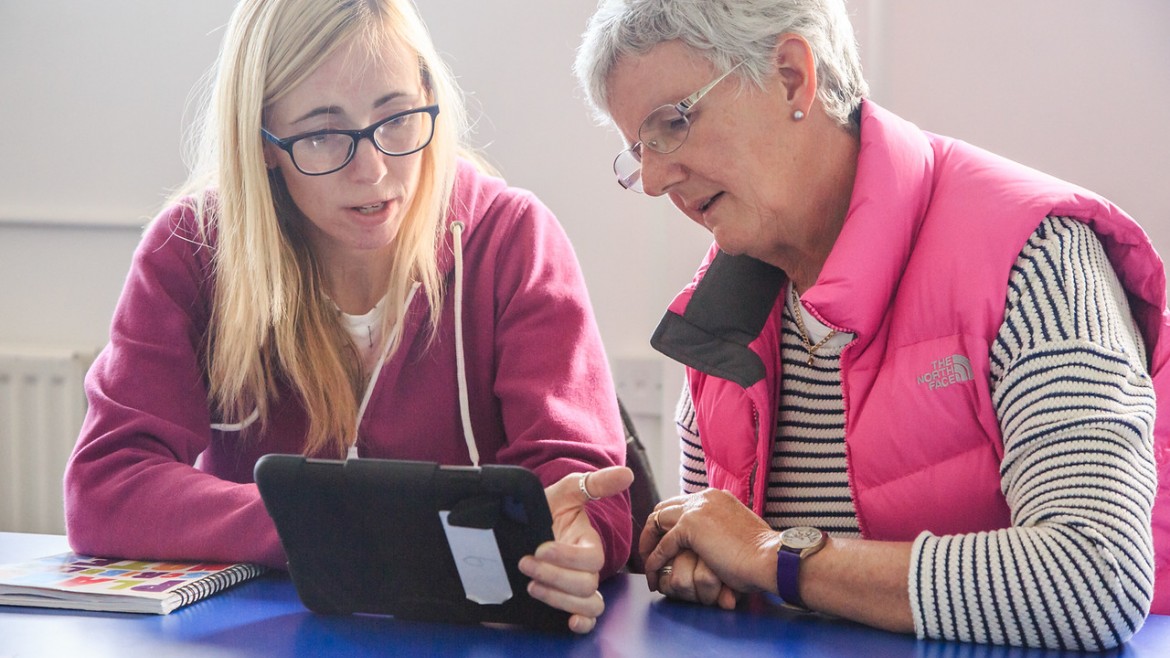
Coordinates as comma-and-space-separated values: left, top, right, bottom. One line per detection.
1, 532, 1167, 657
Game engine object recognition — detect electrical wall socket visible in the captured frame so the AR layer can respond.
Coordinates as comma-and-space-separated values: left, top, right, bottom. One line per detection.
612, 357, 664, 417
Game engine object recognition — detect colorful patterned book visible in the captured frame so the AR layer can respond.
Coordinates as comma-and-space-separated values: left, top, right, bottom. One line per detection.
0, 552, 267, 614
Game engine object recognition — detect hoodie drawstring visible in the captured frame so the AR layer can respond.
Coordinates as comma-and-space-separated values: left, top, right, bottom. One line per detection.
450, 221, 479, 466
348, 282, 420, 460
209, 408, 260, 432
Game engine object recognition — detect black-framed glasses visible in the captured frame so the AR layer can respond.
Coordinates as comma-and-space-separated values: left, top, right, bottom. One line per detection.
613, 63, 742, 193
262, 104, 440, 176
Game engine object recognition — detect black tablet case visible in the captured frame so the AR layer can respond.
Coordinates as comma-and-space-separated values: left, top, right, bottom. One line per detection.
254, 454, 570, 631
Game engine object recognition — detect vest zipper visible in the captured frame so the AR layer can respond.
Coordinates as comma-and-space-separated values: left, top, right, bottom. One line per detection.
747, 465, 757, 509
747, 406, 760, 509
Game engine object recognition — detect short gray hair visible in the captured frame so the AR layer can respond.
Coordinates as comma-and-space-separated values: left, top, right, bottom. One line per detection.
574, 0, 868, 127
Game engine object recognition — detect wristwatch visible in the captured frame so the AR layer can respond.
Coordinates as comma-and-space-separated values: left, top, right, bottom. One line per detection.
775, 526, 827, 611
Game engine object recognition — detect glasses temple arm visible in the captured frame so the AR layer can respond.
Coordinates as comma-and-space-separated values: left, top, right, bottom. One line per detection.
675, 61, 744, 113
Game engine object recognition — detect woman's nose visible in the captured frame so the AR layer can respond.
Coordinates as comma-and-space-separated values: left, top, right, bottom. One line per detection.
638, 149, 684, 197
347, 136, 389, 183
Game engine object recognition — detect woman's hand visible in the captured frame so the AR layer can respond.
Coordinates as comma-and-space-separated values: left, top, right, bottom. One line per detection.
641, 489, 781, 598
646, 548, 739, 609
519, 466, 633, 633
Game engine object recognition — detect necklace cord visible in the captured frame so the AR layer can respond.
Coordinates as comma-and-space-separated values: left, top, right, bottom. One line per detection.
790, 285, 837, 365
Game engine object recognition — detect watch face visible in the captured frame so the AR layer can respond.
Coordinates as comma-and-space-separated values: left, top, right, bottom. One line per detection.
781, 526, 824, 550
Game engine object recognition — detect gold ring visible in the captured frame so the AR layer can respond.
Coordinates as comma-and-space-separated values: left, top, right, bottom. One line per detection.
579, 472, 602, 501
652, 510, 664, 534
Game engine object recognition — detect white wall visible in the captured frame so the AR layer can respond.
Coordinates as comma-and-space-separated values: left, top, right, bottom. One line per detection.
1, 1, 1167, 505
0, 1, 238, 348
866, 0, 1170, 257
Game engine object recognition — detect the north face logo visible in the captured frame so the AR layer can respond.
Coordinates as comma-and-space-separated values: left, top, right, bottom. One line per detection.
916, 354, 974, 390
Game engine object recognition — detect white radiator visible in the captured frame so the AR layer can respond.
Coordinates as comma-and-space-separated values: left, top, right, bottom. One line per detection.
0, 347, 96, 534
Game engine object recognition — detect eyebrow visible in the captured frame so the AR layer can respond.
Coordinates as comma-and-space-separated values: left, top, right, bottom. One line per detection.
290, 92, 417, 126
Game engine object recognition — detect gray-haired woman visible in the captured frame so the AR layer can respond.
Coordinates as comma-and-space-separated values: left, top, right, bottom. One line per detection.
576, 0, 1170, 650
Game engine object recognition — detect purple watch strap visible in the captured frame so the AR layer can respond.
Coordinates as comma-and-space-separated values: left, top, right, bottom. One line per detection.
776, 548, 804, 608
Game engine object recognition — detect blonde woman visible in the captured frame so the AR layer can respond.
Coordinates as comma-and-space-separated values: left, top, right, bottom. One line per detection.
64, 0, 630, 633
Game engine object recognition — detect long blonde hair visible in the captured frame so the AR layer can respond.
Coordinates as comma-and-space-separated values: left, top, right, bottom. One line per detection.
169, 0, 469, 457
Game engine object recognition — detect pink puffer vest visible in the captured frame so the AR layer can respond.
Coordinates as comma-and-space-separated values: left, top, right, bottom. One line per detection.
651, 100, 1170, 613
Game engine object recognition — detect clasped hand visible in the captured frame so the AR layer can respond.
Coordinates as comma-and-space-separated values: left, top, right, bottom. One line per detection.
640, 489, 782, 609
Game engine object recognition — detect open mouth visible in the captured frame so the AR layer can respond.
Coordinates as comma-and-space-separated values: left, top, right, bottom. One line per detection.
354, 202, 387, 215
699, 192, 724, 213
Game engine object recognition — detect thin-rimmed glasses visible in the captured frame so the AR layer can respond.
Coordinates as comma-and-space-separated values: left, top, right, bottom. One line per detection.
613, 63, 742, 193
262, 104, 440, 176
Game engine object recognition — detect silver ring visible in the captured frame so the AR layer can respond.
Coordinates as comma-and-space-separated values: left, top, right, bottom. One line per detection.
579, 472, 602, 501
658, 565, 673, 576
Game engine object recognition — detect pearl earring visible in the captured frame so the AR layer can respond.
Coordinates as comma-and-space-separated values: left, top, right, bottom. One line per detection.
793, 110, 805, 121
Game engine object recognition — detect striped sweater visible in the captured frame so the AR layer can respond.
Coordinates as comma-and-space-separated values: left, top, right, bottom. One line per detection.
676, 216, 1157, 649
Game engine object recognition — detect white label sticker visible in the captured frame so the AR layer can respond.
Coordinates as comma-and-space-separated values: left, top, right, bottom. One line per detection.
439, 510, 514, 605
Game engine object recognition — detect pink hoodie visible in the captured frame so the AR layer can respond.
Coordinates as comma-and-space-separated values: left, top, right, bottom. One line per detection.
65, 160, 631, 577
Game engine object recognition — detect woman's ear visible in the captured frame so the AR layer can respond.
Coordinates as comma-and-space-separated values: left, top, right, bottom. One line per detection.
772, 33, 818, 115
262, 141, 279, 170
260, 109, 279, 169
